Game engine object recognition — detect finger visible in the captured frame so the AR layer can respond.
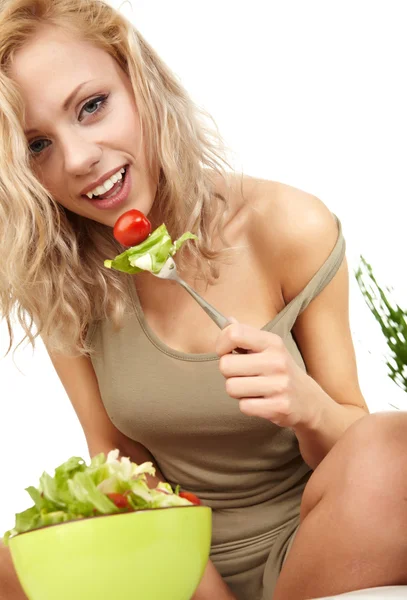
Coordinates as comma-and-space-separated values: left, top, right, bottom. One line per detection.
238, 397, 293, 425
219, 352, 280, 378
220, 353, 262, 378
225, 375, 289, 399
216, 323, 284, 356
225, 316, 238, 325
222, 317, 250, 355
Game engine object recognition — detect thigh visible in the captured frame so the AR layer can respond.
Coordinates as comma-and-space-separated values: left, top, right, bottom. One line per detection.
262, 516, 300, 600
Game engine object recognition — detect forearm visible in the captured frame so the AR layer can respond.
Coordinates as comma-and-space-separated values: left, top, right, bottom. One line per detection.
191, 560, 236, 600
293, 377, 368, 470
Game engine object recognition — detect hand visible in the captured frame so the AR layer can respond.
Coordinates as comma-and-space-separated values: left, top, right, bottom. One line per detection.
216, 321, 317, 428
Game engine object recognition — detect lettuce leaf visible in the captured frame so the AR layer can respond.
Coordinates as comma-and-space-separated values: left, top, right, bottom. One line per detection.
104, 224, 197, 275
3, 450, 192, 545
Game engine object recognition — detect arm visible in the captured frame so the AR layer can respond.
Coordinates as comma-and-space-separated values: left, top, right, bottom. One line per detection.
277, 192, 369, 467
289, 256, 368, 467
217, 184, 368, 470
48, 351, 165, 486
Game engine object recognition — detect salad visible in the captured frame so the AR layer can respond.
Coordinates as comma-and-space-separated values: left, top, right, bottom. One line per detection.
104, 209, 197, 275
3, 450, 200, 545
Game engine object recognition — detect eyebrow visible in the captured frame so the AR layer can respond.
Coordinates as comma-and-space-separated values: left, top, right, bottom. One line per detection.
24, 80, 96, 136
63, 80, 95, 111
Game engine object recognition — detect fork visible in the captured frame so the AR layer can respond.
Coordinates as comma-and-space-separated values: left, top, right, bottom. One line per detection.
154, 256, 247, 353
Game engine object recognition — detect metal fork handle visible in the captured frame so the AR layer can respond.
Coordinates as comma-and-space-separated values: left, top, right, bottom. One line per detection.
176, 278, 229, 329
176, 277, 248, 354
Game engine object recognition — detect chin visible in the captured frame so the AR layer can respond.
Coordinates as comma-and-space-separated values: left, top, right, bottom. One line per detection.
126, 198, 156, 219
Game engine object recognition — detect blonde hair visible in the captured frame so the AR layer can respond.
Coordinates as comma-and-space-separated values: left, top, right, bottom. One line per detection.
0, 0, 230, 355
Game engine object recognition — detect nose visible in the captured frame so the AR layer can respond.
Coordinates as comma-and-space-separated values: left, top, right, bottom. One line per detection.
61, 128, 102, 176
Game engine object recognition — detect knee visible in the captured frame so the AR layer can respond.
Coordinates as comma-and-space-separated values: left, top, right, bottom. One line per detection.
335, 412, 407, 534
303, 411, 407, 520
343, 411, 407, 466
337, 412, 407, 490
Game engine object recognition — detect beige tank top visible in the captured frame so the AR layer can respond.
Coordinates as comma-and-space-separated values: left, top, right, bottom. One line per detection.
87, 216, 345, 598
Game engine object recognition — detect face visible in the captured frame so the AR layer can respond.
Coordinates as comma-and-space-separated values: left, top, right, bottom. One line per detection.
10, 26, 158, 227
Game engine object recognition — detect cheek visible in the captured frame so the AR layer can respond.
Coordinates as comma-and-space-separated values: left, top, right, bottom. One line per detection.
31, 162, 52, 191
114, 98, 144, 158
34, 165, 60, 197
33, 162, 73, 208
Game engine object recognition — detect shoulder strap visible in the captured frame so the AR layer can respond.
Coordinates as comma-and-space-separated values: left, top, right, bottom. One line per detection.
266, 215, 346, 337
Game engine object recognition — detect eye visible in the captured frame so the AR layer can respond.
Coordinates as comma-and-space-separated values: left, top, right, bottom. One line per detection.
78, 95, 109, 121
29, 139, 51, 155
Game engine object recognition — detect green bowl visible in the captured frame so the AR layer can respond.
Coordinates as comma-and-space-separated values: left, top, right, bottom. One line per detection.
9, 505, 212, 600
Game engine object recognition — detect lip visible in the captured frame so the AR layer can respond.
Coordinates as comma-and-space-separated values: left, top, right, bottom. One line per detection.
80, 164, 127, 196
85, 165, 131, 210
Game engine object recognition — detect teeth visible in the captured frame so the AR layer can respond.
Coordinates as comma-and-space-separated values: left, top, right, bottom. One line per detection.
94, 184, 107, 196
85, 167, 125, 199
103, 179, 114, 192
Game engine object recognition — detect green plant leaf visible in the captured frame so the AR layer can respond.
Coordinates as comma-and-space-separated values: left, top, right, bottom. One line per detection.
355, 256, 407, 396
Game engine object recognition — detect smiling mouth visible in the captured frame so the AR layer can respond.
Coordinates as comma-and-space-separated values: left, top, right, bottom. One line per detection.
82, 166, 128, 201
82, 165, 131, 211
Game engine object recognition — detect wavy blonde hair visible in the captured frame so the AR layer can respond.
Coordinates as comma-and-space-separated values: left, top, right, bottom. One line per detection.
0, 0, 231, 355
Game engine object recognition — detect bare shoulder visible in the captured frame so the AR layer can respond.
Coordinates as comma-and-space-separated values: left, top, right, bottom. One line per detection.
242, 178, 341, 303
213, 174, 341, 302
214, 172, 279, 239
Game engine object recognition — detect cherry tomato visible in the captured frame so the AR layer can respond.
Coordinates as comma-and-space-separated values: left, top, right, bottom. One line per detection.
106, 492, 133, 510
113, 209, 151, 247
179, 491, 201, 506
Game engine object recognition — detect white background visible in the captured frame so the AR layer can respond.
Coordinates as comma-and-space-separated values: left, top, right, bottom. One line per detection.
1, 0, 406, 534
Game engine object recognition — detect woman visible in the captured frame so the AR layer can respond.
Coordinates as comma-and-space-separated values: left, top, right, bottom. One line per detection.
0, 1, 406, 599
